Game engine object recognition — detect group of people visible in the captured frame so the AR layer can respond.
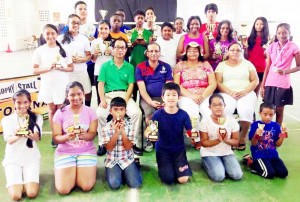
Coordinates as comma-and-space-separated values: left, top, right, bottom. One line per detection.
1, 1, 299, 200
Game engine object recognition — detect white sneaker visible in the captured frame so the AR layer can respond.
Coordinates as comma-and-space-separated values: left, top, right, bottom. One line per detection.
144, 141, 153, 152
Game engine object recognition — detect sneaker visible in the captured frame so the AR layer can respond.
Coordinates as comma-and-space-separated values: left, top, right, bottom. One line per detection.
97, 145, 107, 156
51, 139, 57, 148
144, 140, 154, 152
133, 145, 143, 156
242, 154, 253, 166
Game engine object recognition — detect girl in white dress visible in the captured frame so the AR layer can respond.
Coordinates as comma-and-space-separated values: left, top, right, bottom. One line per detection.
1, 90, 43, 200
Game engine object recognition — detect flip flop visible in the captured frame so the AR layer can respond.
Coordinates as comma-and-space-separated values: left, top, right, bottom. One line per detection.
236, 143, 246, 151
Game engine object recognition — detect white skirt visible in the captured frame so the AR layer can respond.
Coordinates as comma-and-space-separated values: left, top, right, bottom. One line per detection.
69, 71, 92, 94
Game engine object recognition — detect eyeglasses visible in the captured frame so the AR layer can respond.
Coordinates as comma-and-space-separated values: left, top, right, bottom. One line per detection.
114, 46, 126, 50
187, 50, 199, 53
71, 21, 81, 26
210, 103, 225, 108
229, 49, 242, 53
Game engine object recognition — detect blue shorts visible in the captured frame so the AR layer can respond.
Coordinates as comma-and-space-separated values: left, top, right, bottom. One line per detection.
156, 150, 192, 184
54, 154, 97, 169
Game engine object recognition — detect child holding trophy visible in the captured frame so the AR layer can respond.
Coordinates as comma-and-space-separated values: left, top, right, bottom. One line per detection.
145, 82, 194, 185
101, 97, 142, 189
200, 94, 243, 182
52, 81, 98, 194
2, 90, 42, 200
245, 102, 288, 179
91, 20, 113, 104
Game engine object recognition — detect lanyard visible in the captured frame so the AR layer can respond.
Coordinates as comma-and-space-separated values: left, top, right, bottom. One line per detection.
274, 41, 289, 66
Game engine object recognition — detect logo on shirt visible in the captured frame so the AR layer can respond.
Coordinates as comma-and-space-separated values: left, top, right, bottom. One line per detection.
178, 165, 189, 172
159, 65, 167, 74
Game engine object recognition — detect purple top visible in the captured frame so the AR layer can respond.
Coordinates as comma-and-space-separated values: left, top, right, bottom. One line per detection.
53, 105, 97, 156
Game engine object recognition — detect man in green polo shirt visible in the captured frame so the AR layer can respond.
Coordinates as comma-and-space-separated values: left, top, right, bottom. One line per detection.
96, 37, 142, 156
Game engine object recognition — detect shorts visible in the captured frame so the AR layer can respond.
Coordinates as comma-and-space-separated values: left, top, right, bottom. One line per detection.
38, 86, 66, 104
257, 72, 264, 82
54, 154, 97, 169
264, 86, 293, 107
4, 161, 40, 188
156, 150, 192, 181
140, 97, 163, 118
69, 71, 92, 94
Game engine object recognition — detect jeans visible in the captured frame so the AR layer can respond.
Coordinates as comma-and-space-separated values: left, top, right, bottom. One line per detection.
106, 162, 142, 189
202, 154, 243, 182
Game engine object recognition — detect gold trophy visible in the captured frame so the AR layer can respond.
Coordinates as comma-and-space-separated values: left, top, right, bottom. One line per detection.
16, 114, 29, 136
137, 29, 144, 40
95, 44, 102, 56
280, 122, 288, 138
55, 54, 62, 69
217, 117, 227, 139
150, 16, 157, 41
125, 30, 133, 47
206, 24, 216, 40
214, 42, 222, 55
190, 116, 200, 138
99, 9, 108, 20
239, 24, 248, 47
148, 120, 158, 141
103, 41, 111, 56
116, 112, 121, 123
68, 114, 80, 141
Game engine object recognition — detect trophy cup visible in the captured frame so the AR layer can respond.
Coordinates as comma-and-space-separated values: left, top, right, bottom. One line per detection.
73, 114, 81, 141
95, 44, 102, 56
150, 16, 157, 41
148, 120, 158, 141
190, 116, 200, 138
55, 54, 62, 69
116, 112, 121, 123
137, 29, 144, 40
16, 114, 29, 136
103, 41, 111, 56
125, 30, 133, 47
217, 117, 227, 139
99, 9, 108, 20
240, 24, 248, 47
214, 42, 222, 55
280, 122, 288, 138
206, 24, 216, 40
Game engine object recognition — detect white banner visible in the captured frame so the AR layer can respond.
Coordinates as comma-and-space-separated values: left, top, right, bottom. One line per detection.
0, 81, 15, 100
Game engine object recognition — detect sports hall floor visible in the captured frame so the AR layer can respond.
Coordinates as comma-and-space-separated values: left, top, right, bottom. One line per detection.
0, 50, 299, 202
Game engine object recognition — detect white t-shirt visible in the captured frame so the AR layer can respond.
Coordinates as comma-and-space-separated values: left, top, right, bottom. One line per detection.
1, 113, 43, 167
199, 115, 239, 157
58, 34, 91, 72
90, 38, 112, 76
173, 32, 185, 45
215, 59, 256, 92
32, 44, 72, 89
79, 23, 96, 38
156, 36, 177, 68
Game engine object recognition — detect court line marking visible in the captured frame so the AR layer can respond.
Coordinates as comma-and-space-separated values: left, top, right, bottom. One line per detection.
128, 188, 139, 202
285, 111, 300, 122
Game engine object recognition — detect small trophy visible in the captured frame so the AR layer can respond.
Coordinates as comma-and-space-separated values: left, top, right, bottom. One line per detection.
125, 30, 133, 47
116, 112, 121, 123
95, 44, 102, 56
137, 29, 144, 40
190, 116, 200, 138
55, 54, 62, 69
214, 42, 222, 55
73, 114, 81, 141
103, 41, 111, 56
217, 117, 227, 139
280, 122, 288, 138
258, 123, 265, 130
206, 24, 216, 40
240, 24, 248, 39
16, 114, 29, 136
99, 9, 108, 20
150, 16, 157, 41
148, 120, 158, 141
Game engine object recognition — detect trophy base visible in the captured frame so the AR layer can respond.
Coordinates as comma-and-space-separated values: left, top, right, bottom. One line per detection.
191, 131, 199, 138
55, 64, 62, 69
16, 130, 29, 136
148, 135, 158, 141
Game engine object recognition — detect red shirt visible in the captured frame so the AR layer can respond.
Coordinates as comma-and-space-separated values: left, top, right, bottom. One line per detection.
199, 22, 219, 40
248, 36, 266, 73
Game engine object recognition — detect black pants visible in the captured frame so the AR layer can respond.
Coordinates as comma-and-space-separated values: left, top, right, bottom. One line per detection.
250, 157, 288, 179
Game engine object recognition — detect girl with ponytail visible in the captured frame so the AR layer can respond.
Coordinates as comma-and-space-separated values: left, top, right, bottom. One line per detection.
33, 24, 74, 147
1, 90, 43, 200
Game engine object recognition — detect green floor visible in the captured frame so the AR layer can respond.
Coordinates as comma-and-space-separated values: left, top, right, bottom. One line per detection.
0, 118, 299, 202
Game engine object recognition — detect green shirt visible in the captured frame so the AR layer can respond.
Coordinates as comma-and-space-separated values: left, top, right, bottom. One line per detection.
98, 59, 135, 93
129, 28, 152, 67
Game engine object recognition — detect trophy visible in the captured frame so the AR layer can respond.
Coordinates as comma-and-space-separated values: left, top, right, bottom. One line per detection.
95, 44, 102, 56
72, 114, 81, 141
206, 24, 216, 40
137, 29, 144, 40
190, 116, 200, 138
116, 112, 121, 123
214, 42, 222, 55
125, 30, 133, 47
55, 54, 62, 69
16, 114, 29, 136
280, 122, 288, 138
148, 120, 158, 141
99, 9, 108, 20
103, 41, 111, 56
239, 24, 248, 47
150, 16, 157, 41
217, 117, 227, 139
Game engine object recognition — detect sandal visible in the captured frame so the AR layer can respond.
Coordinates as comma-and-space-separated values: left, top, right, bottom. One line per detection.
242, 154, 253, 166
236, 143, 246, 151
